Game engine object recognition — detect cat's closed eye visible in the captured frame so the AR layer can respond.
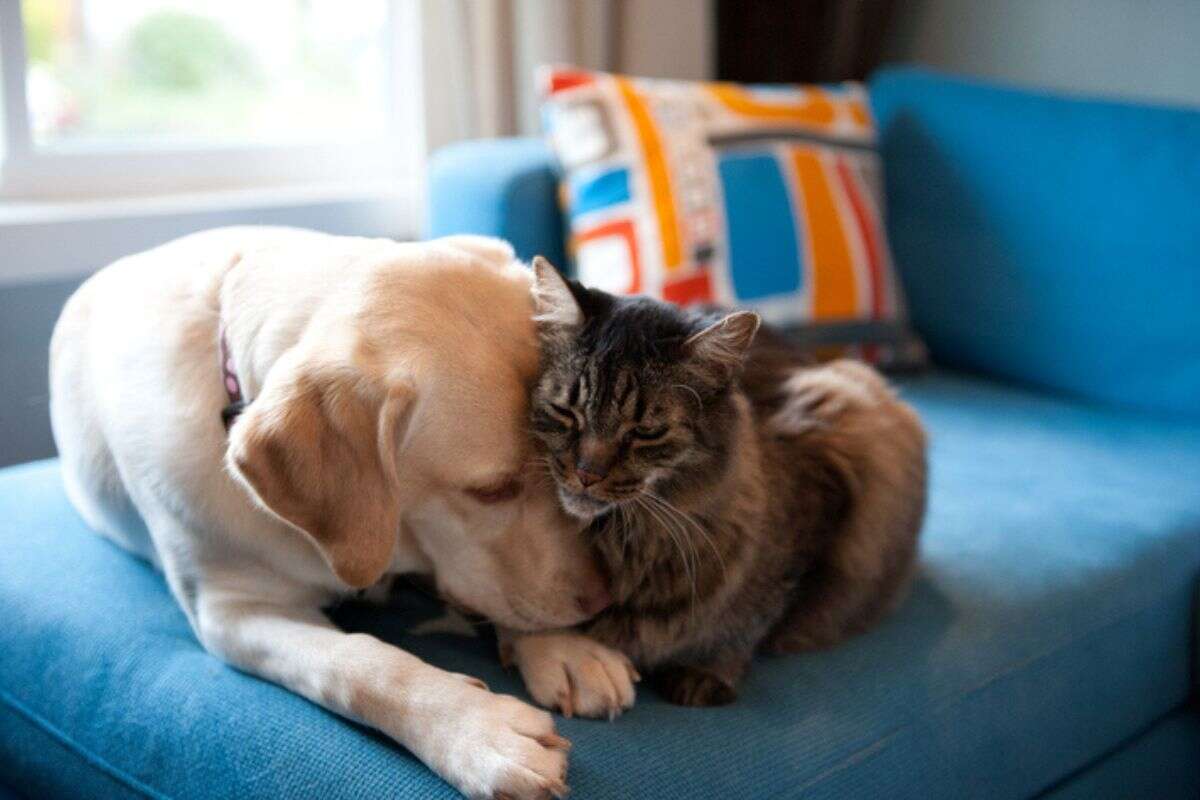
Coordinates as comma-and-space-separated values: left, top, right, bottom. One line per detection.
630, 424, 668, 441
548, 402, 575, 420
535, 402, 576, 432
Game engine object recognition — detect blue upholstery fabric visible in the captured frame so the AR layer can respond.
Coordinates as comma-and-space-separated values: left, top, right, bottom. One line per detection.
3, 371, 1199, 799
426, 137, 566, 269
871, 67, 1200, 418
1041, 710, 1200, 800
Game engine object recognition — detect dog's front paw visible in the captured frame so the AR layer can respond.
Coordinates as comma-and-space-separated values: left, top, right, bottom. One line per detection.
408, 673, 570, 800
511, 632, 639, 720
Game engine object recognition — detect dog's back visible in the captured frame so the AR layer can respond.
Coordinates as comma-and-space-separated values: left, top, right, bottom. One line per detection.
50, 227, 383, 574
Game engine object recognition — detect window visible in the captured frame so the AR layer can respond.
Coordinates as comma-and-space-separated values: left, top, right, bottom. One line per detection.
25, 0, 391, 147
1, 0, 421, 199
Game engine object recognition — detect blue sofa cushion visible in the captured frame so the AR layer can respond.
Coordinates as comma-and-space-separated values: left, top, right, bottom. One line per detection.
2, 371, 1200, 798
1041, 709, 1200, 800
871, 68, 1200, 417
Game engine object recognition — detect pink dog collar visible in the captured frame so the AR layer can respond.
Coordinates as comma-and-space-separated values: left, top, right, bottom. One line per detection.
217, 251, 248, 431
219, 329, 246, 430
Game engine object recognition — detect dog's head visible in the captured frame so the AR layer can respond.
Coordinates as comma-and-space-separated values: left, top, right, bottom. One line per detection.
226, 236, 609, 631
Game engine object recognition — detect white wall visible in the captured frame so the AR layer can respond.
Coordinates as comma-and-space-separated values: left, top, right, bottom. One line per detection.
885, 0, 1200, 107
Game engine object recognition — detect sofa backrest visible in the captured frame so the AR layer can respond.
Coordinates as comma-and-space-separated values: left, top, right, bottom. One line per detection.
427, 137, 567, 269
871, 67, 1200, 417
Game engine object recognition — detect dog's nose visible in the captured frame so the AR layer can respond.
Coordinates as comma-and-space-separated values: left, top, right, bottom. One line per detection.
576, 461, 607, 487
576, 584, 613, 617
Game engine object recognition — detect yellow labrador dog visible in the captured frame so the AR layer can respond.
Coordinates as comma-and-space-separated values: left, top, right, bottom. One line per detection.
49, 227, 610, 800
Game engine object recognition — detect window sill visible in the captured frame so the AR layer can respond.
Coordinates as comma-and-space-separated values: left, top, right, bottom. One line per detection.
0, 181, 412, 226
0, 181, 421, 285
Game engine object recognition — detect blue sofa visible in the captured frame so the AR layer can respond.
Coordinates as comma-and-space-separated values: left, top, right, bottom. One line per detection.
2, 69, 1198, 798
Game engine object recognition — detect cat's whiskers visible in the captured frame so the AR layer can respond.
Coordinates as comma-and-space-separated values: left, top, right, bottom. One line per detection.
633, 495, 699, 624
672, 383, 704, 411
657, 501, 700, 623
526, 456, 561, 491
642, 491, 727, 583
614, 501, 633, 563
665, 503, 704, 620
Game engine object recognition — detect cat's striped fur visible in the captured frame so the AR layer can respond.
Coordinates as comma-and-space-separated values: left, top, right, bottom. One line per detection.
526, 259, 927, 706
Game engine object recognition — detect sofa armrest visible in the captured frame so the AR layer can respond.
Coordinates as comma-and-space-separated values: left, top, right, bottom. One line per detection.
426, 137, 566, 267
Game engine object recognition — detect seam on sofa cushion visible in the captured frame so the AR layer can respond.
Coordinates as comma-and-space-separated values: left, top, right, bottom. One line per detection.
1192, 581, 1199, 697
1029, 702, 1193, 799
794, 726, 907, 793
0, 688, 169, 800
800, 582, 1196, 795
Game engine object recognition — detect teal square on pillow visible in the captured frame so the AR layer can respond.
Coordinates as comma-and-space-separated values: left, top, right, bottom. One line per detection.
717, 151, 804, 300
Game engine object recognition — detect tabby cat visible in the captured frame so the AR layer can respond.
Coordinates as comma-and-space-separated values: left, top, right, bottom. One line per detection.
504, 258, 927, 714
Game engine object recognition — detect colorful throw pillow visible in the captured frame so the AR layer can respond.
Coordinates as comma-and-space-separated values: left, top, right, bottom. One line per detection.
539, 67, 925, 368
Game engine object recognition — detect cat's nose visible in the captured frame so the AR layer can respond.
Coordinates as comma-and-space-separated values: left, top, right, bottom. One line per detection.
576, 462, 607, 487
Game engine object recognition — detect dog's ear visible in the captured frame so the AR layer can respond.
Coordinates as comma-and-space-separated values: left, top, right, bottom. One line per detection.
227, 356, 414, 588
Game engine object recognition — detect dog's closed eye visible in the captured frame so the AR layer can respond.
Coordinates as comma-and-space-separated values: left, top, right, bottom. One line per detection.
466, 479, 523, 504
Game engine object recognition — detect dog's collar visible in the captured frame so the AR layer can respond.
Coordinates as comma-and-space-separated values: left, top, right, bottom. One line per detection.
219, 328, 247, 430
217, 251, 249, 431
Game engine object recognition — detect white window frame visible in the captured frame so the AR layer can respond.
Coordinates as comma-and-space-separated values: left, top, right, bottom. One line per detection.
0, 0, 428, 285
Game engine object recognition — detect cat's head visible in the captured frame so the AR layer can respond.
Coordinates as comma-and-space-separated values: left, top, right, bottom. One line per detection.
528, 257, 760, 521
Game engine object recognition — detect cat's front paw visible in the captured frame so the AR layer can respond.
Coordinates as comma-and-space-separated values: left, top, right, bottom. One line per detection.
510, 632, 640, 720
652, 665, 738, 707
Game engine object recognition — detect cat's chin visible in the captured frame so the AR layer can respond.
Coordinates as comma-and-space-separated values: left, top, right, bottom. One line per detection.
557, 488, 613, 520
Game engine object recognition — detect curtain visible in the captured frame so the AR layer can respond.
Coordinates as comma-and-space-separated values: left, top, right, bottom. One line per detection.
421, 0, 618, 150
715, 0, 897, 83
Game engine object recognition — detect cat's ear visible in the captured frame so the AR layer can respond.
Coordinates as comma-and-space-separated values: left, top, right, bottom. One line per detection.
683, 311, 761, 384
531, 256, 583, 329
